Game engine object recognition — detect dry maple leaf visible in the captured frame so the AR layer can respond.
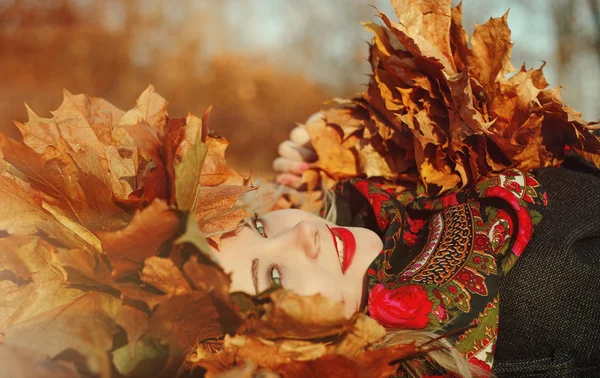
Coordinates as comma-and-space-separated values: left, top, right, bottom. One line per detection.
0, 344, 81, 378
96, 198, 180, 279
0, 86, 257, 378
302, 0, 600, 195
141, 256, 193, 296
3, 292, 121, 377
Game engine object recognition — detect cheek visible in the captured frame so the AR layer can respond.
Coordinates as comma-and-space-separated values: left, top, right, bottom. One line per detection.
282, 264, 344, 303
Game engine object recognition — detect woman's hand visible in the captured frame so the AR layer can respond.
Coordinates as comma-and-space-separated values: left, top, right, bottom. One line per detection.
272, 112, 321, 189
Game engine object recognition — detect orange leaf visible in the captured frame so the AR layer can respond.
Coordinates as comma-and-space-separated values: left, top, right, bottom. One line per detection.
96, 199, 179, 279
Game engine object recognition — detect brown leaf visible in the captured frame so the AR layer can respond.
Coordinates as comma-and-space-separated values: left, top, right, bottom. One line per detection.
449, 2, 470, 70
195, 185, 253, 236
0, 170, 89, 249
0, 235, 65, 283
147, 291, 223, 375
118, 85, 169, 131
175, 115, 208, 212
96, 199, 180, 279
389, 0, 456, 73
0, 133, 127, 232
182, 255, 231, 303
0, 344, 81, 378
467, 10, 516, 86
13, 104, 61, 154
116, 121, 176, 206
3, 292, 121, 376
305, 120, 359, 179
141, 256, 192, 296
0, 280, 79, 332
116, 304, 150, 356
237, 289, 348, 340
276, 344, 417, 378
201, 136, 242, 186
445, 68, 494, 135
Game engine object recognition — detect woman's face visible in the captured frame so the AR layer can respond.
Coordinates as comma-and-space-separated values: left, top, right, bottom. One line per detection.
216, 209, 383, 317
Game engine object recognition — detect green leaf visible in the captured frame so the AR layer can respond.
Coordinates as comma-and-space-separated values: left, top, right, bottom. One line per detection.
174, 212, 219, 265
175, 115, 208, 212
529, 209, 543, 225
112, 337, 168, 377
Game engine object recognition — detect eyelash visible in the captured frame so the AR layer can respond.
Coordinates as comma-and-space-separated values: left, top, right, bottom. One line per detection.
251, 213, 267, 238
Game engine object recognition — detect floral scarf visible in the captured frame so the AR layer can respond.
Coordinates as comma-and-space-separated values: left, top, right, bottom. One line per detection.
334, 170, 547, 375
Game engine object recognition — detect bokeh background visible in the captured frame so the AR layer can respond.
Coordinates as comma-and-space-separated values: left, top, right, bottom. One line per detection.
1, 0, 599, 175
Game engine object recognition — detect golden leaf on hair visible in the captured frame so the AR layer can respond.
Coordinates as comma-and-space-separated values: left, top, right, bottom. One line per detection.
194, 185, 253, 237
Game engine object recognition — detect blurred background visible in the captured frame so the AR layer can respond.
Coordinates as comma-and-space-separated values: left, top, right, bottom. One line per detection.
1, 0, 599, 175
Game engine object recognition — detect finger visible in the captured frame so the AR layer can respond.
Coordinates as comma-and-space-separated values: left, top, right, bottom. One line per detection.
275, 173, 303, 189
289, 126, 312, 147
278, 140, 318, 162
273, 157, 311, 174
305, 111, 324, 125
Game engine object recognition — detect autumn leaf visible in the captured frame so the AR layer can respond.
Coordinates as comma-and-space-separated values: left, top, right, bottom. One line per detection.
0, 344, 81, 378
389, 0, 456, 73
3, 292, 121, 377
0, 236, 84, 331
0, 235, 65, 282
236, 289, 349, 340
175, 212, 220, 264
175, 113, 208, 212
115, 304, 150, 353
141, 257, 192, 296
467, 10, 516, 87
305, 119, 359, 179
112, 337, 168, 377
303, 1, 600, 195
147, 291, 223, 375
118, 85, 169, 131
194, 185, 253, 237
97, 198, 180, 279
182, 255, 231, 303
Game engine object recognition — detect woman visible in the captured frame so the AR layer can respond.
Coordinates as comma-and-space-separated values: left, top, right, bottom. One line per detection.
212, 121, 529, 376
213, 1, 600, 374
215, 117, 600, 377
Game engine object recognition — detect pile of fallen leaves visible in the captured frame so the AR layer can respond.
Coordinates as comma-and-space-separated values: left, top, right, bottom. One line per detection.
303, 0, 600, 195
0, 86, 422, 378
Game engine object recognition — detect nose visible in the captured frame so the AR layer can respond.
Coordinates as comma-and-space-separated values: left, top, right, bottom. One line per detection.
289, 221, 320, 260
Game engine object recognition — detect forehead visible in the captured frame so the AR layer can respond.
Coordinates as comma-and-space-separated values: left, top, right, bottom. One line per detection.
262, 208, 326, 225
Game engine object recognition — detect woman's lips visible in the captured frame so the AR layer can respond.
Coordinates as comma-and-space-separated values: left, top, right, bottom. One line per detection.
326, 226, 356, 274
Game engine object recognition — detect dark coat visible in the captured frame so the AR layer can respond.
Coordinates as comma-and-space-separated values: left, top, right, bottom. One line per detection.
494, 159, 600, 377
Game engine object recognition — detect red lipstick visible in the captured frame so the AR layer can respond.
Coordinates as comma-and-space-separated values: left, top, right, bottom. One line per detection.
326, 226, 356, 274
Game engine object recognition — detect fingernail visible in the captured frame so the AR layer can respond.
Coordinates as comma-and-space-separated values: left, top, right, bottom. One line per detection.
299, 162, 310, 172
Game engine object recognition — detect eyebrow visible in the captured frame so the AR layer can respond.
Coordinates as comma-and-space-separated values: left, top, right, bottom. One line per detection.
251, 258, 259, 294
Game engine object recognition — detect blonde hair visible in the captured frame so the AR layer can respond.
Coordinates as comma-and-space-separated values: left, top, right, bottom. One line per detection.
375, 329, 488, 378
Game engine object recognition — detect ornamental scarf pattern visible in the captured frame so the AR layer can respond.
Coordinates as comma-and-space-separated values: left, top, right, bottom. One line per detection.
334, 170, 546, 374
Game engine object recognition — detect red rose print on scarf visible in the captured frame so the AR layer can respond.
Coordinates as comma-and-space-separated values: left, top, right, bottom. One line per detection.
368, 283, 433, 329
